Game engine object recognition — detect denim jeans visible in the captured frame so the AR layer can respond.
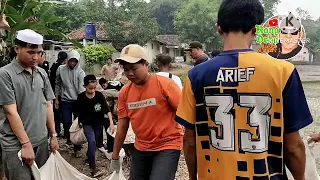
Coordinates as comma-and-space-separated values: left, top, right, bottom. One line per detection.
61, 101, 81, 152
83, 124, 103, 168
130, 149, 181, 180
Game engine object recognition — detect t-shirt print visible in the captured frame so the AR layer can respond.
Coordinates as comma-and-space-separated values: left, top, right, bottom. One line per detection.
94, 103, 102, 112
127, 98, 156, 110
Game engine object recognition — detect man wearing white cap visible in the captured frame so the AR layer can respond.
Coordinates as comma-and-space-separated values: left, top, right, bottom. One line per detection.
110, 44, 183, 180
0, 29, 58, 180
55, 49, 85, 157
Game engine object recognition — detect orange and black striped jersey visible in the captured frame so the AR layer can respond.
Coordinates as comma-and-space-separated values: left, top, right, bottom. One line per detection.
176, 49, 312, 180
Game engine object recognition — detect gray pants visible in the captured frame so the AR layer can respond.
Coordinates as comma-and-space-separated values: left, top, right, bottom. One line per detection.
2, 140, 49, 180
130, 149, 180, 180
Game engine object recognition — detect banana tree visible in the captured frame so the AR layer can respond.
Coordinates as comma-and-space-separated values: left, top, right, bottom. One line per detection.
5, 0, 82, 47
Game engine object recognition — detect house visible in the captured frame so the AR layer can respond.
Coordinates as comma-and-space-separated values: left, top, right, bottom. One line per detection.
144, 35, 184, 62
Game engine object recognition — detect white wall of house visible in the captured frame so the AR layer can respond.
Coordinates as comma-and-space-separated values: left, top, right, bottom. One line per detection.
144, 41, 161, 62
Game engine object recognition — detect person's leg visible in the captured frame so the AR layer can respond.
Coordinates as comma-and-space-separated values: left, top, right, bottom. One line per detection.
71, 102, 82, 153
130, 148, 153, 180
61, 101, 73, 141
34, 140, 49, 168
2, 150, 32, 180
53, 106, 61, 135
149, 150, 181, 180
83, 125, 96, 169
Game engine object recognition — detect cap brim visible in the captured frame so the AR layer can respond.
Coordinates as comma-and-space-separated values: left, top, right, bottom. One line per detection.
115, 56, 142, 64
184, 48, 191, 52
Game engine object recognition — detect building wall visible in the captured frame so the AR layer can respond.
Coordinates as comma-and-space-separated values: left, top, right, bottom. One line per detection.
291, 46, 312, 63
144, 41, 161, 62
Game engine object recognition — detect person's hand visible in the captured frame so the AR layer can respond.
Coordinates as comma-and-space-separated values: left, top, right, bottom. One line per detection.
308, 133, 320, 144
110, 158, 120, 172
50, 137, 59, 153
54, 99, 59, 109
109, 123, 115, 135
21, 142, 35, 166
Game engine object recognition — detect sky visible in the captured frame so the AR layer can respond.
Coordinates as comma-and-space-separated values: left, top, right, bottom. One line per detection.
276, 0, 320, 20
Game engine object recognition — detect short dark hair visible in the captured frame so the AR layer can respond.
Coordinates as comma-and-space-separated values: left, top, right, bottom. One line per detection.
57, 51, 68, 63
217, 0, 264, 34
156, 54, 172, 66
98, 78, 107, 86
14, 39, 42, 49
84, 74, 97, 86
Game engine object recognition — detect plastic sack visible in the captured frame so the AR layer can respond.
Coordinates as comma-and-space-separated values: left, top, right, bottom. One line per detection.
104, 148, 126, 180
286, 138, 320, 180
69, 118, 87, 145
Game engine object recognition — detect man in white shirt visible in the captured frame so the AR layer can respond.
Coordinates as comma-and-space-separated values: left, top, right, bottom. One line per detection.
156, 54, 183, 90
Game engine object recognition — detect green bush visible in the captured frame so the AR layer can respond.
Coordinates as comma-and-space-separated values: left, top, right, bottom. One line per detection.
149, 62, 159, 73
82, 44, 114, 71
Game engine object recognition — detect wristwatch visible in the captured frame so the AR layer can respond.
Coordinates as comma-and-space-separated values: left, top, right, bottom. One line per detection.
51, 133, 58, 138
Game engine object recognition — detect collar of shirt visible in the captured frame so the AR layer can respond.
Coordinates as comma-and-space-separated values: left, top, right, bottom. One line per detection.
12, 58, 39, 74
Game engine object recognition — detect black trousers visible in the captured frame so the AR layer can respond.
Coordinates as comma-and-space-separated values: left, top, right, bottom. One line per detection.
97, 118, 114, 153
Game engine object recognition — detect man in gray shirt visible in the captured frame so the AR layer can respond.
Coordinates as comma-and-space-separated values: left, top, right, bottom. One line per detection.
0, 29, 58, 180
55, 50, 85, 157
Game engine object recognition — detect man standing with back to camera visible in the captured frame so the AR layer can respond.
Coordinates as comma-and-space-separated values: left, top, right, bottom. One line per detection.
0, 29, 58, 180
176, 0, 312, 179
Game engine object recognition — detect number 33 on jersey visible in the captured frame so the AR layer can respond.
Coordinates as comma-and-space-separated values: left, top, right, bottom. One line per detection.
176, 50, 312, 180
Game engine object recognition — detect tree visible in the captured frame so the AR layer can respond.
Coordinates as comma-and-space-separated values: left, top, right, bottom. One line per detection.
174, 0, 222, 51
104, 0, 159, 49
260, 0, 280, 20
150, 0, 186, 34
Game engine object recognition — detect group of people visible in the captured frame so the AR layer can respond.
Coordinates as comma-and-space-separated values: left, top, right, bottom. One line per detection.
0, 0, 318, 180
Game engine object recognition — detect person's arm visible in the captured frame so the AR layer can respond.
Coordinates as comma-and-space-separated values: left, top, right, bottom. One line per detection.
175, 76, 197, 180
78, 71, 86, 94
112, 88, 129, 160
43, 72, 56, 136
55, 66, 62, 99
0, 70, 30, 144
101, 93, 114, 128
163, 81, 182, 111
100, 65, 106, 75
282, 68, 312, 180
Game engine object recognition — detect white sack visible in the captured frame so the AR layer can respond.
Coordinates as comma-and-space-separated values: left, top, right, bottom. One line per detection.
40, 151, 97, 180
286, 138, 320, 180
18, 151, 96, 180
104, 148, 126, 180
69, 118, 87, 145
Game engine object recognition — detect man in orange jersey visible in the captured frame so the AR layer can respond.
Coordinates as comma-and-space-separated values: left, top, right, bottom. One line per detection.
176, 0, 312, 180
110, 44, 183, 180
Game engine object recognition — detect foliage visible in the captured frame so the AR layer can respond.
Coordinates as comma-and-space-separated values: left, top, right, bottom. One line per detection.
148, 62, 159, 73
104, 0, 159, 49
82, 44, 114, 71
260, 0, 280, 20
174, 0, 222, 51
150, 0, 186, 34
4, 0, 82, 47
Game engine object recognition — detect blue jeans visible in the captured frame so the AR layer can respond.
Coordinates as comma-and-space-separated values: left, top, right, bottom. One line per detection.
83, 124, 103, 168
61, 101, 81, 152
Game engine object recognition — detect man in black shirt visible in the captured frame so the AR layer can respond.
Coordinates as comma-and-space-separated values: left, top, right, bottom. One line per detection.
185, 41, 209, 66
49, 51, 67, 136
75, 75, 114, 178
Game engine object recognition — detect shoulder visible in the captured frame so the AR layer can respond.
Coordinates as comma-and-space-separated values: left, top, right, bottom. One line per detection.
154, 74, 176, 89
96, 91, 104, 97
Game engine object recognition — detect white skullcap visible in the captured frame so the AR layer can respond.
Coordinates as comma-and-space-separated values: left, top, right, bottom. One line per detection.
68, 50, 80, 61
16, 29, 43, 45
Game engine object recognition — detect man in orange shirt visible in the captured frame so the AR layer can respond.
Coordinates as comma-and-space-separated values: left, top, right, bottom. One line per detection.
110, 44, 183, 180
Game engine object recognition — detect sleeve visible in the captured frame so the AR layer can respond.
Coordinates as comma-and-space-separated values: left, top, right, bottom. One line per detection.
118, 87, 128, 119
175, 76, 196, 130
177, 77, 183, 90
74, 94, 81, 122
283, 68, 312, 134
78, 71, 86, 94
55, 66, 62, 96
43, 71, 55, 101
101, 93, 111, 114
163, 80, 182, 111
0, 70, 16, 105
